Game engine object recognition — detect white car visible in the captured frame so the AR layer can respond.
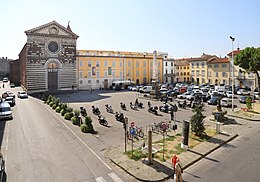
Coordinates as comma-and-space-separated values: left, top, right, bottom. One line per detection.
226, 91, 233, 98
220, 98, 232, 107
17, 91, 28, 98
177, 92, 191, 99
237, 89, 250, 95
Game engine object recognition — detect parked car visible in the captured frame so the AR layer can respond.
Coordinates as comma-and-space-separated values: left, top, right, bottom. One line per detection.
159, 88, 168, 95
17, 91, 28, 98
2, 91, 15, 99
4, 96, 15, 107
237, 89, 250, 95
167, 90, 180, 98
220, 98, 232, 107
0, 153, 5, 182
239, 96, 254, 104
2, 78, 8, 82
226, 91, 233, 98
207, 96, 219, 105
0, 102, 12, 120
10, 83, 15, 88
177, 92, 191, 99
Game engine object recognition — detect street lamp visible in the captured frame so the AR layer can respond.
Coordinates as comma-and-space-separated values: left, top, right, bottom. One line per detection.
230, 36, 235, 111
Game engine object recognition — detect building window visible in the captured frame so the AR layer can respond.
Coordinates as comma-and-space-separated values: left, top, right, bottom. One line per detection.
104, 61, 108, 67
191, 70, 194, 76
196, 63, 199, 68
208, 79, 211, 83
208, 72, 211, 77
96, 71, 100, 77
127, 70, 131, 77
128, 61, 131, 67
222, 64, 227, 68
223, 80, 226, 84
136, 70, 139, 76
79, 80, 83, 84
184, 72, 186, 76
88, 61, 92, 67
112, 71, 115, 77
143, 61, 146, 68
196, 70, 200, 76
88, 71, 91, 77
187, 66, 189, 69
184, 66, 186, 69
187, 72, 190, 76
165, 70, 168, 74
158, 62, 160, 67
150, 61, 153, 67
136, 61, 139, 68
214, 64, 219, 68
202, 70, 205, 76
104, 71, 108, 77
96, 61, 100, 67
120, 61, 122, 67
120, 71, 123, 78
79, 61, 83, 67
215, 72, 218, 77
176, 66, 179, 69
112, 61, 116, 67
191, 63, 194, 68
208, 65, 212, 68
96, 80, 99, 83
202, 63, 204, 68
143, 70, 146, 76
181, 72, 183, 76
165, 62, 168, 67
88, 80, 91, 84
171, 69, 173, 74
79, 71, 83, 78
222, 72, 226, 77
171, 62, 173, 66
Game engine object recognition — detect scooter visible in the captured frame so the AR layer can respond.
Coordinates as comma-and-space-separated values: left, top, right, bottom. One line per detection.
98, 114, 108, 126
115, 111, 125, 122
135, 101, 144, 108
177, 101, 186, 109
105, 104, 114, 114
92, 105, 101, 115
148, 106, 158, 115
120, 102, 127, 110
80, 106, 87, 117
130, 102, 138, 110
159, 104, 171, 113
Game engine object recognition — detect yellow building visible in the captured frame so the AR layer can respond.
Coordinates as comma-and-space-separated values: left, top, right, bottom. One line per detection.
76, 50, 164, 89
207, 57, 230, 85
174, 59, 190, 83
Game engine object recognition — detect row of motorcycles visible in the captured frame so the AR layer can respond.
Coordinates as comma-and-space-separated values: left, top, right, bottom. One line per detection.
177, 99, 204, 109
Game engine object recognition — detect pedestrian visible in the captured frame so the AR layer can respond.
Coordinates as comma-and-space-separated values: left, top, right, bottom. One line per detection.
170, 109, 174, 121
171, 154, 179, 172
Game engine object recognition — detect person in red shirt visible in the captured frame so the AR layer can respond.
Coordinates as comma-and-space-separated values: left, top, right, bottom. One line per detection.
171, 154, 179, 172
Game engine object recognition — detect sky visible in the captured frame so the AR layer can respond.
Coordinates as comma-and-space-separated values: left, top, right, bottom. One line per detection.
1, 0, 260, 60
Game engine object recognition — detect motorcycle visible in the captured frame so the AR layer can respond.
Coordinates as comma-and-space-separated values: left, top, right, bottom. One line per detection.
187, 100, 193, 108
135, 100, 144, 108
159, 104, 171, 113
98, 114, 108, 126
80, 106, 87, 117
105, 104, 114, 114
92, 105, 101, 115
130, 102, 138, 110
115, 111, 125, 122
120, 102, 127, 110
177, 101, 186, 109
148, 106, 158, 115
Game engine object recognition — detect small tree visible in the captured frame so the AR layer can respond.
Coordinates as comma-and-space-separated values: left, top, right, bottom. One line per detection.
84, 116, 95, 133
190, 107, 206, 136
246, 96, 253, 110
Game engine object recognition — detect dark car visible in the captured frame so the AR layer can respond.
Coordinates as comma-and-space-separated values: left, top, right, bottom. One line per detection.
0, 153, 5, 182
239, 96, 255, 104
2, 91, 15, 99
207, 96, 219, 105
10, 83, 15, 88
4, 96, 15, 107
167, 90, 180, 98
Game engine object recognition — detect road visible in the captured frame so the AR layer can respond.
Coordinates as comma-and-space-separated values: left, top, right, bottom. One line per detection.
1, 84, 125, 182
182, 121, 260, 182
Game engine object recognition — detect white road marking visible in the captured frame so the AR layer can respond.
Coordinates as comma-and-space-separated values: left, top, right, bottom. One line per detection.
47, 105, 112, 170
95, 176, 107, 182
4, 121, 10, 165
108, 172, 124, 182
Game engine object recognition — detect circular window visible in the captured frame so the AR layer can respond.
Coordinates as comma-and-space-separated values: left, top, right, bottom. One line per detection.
48, 41, 59, 53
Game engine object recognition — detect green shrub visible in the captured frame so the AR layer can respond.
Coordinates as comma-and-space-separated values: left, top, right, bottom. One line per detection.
71, 116, 80, 126
55, 106, 61, 113
246, 96, 252, 110
60, 109, 67, 116
61, 103, 68, 110
52, 104, 57, 110
74, 110, 80, 117
84, 116, 94, 133
80, 124, 88, 133
66, 107, 73, 113
190, 107, 206, 136
49, 102, 54, 107
64, 112, 74, 120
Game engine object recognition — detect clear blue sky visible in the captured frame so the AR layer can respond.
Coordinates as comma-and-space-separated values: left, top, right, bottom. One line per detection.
1, 0, 260, 59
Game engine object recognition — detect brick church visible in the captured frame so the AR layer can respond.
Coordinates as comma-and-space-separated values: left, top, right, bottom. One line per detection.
10, 21, 79, 93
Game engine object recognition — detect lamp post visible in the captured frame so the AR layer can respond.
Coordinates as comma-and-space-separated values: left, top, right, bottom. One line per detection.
230, 36, 235, 111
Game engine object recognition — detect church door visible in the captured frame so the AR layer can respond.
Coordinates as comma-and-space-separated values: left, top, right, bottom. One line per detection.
48, 63, 58, 91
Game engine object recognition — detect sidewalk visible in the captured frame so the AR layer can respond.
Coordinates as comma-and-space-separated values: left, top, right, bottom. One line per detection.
108, 106, 260, 182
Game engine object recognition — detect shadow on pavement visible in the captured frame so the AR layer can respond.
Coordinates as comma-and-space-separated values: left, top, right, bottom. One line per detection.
141, 159, 173, 177
223, 118, 242, 125
0, 119, 8, 150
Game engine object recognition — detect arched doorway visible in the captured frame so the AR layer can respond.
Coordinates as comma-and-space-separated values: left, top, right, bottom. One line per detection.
47, 62, 58, 91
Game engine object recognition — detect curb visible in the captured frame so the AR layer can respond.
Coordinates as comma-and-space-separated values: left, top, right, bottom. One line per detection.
182, 133, 239, 170
227, 113, 260, 121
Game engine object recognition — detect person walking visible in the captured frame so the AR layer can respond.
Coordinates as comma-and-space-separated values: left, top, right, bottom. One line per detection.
170, 109, 174, 121
171, 154, 179, 172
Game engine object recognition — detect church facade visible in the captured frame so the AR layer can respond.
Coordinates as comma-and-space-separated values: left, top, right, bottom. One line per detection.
15, 21, 79, 93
